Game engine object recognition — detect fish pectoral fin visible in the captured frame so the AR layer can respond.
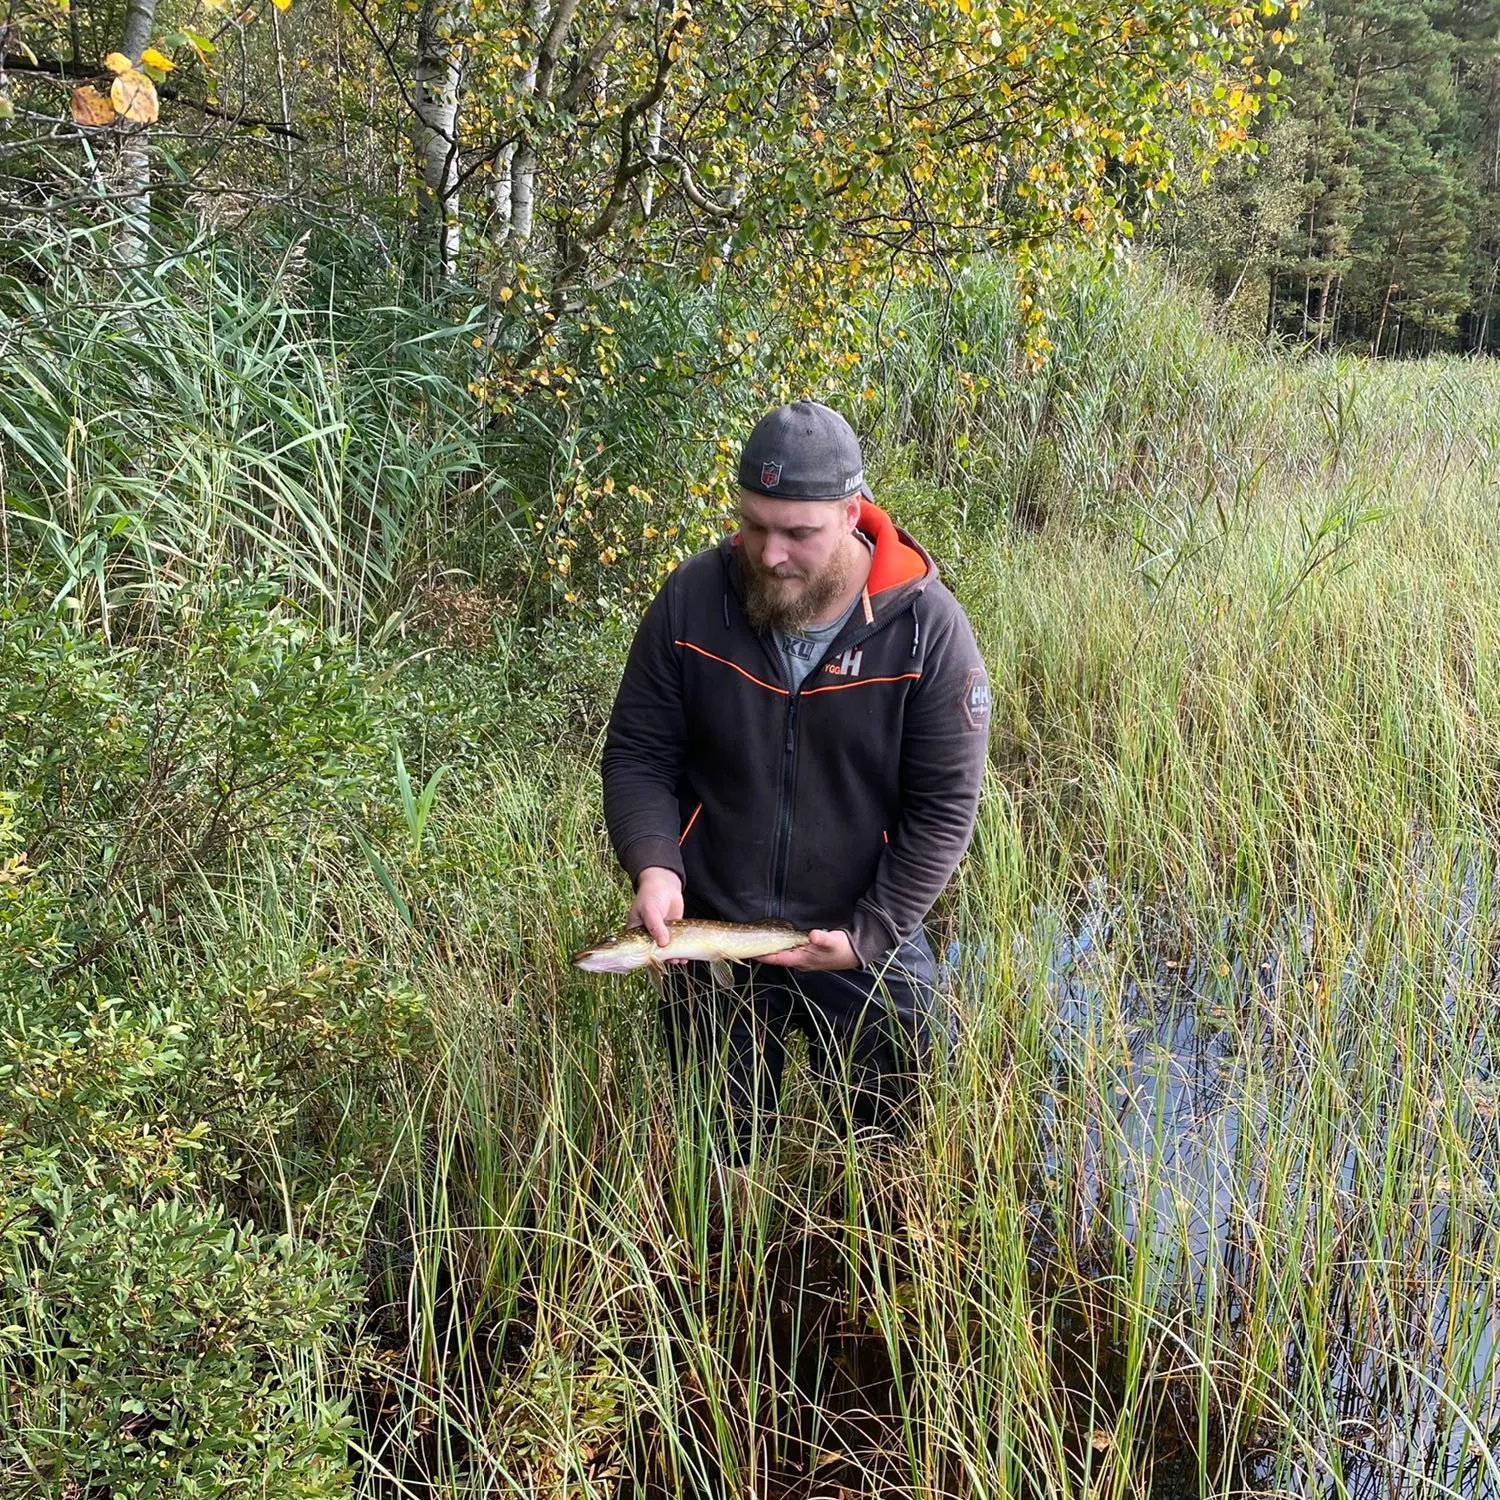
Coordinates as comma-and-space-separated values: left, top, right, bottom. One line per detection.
709, 958, 734, 988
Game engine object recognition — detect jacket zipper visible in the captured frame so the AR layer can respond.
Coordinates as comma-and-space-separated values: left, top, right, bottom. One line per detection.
765, 599, 919, 916
769, 695, 798, 917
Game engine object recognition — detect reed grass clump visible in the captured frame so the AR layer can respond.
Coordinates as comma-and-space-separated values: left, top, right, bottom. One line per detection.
0, 237, 513, 640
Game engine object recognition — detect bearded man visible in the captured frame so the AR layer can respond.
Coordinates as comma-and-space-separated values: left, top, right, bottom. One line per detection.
602, 400, 990, 1152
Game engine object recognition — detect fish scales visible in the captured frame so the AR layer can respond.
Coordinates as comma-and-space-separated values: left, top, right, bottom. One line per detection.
571, 918, 810, 974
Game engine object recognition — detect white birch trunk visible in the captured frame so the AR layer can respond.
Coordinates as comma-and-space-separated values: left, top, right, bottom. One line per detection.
271, 3, 295, 190
491, 0, 548, 244
509, 141, 539, 247
506, 0, 580, 250
413, 0, 467, 280
114, 0, 157, 268
490, 145, 515, 238
641, 97, 664, 217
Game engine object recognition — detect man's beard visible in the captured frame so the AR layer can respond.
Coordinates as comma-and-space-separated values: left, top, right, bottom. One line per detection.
742, 538, 854, 634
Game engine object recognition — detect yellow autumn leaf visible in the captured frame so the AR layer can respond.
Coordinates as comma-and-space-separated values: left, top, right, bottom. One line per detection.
111, 69, 160, 124
103, 52, 133, 74
70, 85, 116, 126
271, 0, 292, 12
140, 46, 175, 72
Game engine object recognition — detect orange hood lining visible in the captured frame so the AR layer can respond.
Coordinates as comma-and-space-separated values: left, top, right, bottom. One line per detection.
859, 501, 928, 596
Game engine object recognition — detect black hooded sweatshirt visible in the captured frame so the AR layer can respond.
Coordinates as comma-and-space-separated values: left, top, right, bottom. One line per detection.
602, 503, 989, 966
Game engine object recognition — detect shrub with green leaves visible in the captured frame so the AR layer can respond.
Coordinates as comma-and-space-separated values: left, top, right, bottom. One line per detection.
0, 961, 428, 1496
2, 1183, 353, 1497
1, 579, 381, 978
0, 582, 431, 1497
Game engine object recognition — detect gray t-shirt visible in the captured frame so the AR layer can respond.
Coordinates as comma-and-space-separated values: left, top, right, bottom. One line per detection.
775, 591, 863, 692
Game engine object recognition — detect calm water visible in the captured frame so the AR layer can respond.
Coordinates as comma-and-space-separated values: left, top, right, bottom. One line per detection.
1002, 887, 1500, 1500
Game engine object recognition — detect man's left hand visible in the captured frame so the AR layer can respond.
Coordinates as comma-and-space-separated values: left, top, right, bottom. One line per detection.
757, 928, 859, 971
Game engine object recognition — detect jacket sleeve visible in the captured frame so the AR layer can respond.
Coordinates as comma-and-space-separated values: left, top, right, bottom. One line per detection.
602, 578, 688, 887
846, 599, 989, 965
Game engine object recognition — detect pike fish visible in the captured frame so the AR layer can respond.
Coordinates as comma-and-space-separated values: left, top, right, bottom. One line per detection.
571, 918, 810, 982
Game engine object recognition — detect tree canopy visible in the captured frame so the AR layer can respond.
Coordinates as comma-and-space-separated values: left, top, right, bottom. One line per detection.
2, 0, 1284, 347
1166, 0, 1500, 353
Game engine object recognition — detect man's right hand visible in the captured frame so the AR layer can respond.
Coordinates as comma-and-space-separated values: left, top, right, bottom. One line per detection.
628, 866, 684, 948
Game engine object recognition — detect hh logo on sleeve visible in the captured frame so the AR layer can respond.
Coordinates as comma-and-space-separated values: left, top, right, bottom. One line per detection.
961, 668, 990, 730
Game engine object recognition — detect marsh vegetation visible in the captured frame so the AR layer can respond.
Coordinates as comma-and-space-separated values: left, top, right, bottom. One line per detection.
5, 258, 1500, 1497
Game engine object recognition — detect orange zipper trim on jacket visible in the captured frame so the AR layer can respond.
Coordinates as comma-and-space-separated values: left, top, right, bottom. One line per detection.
674, 639, 787, 695
800, 671, 921, 696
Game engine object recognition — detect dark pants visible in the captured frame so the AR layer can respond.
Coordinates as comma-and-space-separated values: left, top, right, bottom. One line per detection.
660, 931, 943, 1157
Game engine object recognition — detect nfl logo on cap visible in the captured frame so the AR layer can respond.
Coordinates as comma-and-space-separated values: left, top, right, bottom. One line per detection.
760, 461, 782, 489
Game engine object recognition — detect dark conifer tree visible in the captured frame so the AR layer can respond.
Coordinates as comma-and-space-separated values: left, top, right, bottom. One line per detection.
1164, 0, 1500, 353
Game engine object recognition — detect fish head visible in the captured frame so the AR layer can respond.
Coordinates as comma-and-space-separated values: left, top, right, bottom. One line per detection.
570, 928, 655, 972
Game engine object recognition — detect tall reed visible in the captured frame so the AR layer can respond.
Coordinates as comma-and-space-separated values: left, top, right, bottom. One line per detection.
0, 238, 510, 639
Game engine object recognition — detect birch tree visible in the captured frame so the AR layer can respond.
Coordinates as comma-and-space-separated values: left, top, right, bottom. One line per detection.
413, 0, 468, 280
113, 0, 159, 267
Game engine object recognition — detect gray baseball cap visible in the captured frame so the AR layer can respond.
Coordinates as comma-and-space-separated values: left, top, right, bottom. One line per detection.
737, 400, 872, 502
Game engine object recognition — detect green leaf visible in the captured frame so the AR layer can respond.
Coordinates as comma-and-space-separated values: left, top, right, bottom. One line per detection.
352, 826, 413, 928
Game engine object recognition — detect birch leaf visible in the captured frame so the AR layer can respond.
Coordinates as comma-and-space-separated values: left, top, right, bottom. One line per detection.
172, 29, 217, 67
141, 46, 176, 72
111, 69, 160, 124
71, 85, 116, 126
103, 52, 134, 74
271, 0, 292, 11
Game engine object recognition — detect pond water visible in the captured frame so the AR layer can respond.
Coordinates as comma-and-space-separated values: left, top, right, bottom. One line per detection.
1009, 893, 1500, 1500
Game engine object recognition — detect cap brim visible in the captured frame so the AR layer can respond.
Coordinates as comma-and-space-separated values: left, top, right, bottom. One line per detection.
737, 481, 868, 502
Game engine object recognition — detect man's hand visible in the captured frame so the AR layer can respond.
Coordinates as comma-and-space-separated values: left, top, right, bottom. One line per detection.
628, 866, 684, 947
757, 928, 860, 972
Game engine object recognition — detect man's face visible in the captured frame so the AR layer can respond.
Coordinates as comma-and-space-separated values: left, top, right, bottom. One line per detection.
737, 490, 861, 633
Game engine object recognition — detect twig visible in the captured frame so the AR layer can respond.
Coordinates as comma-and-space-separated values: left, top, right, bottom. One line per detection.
2, 53, 307, 139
